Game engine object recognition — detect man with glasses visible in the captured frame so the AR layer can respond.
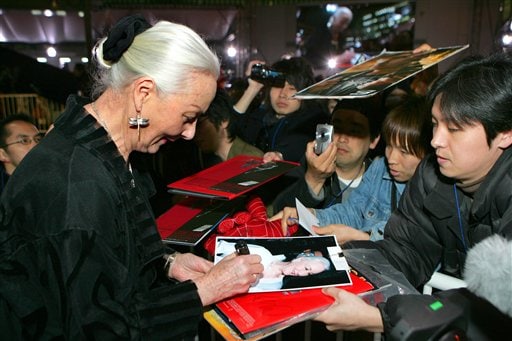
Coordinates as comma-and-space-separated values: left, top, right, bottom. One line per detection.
0, 113, 42, 193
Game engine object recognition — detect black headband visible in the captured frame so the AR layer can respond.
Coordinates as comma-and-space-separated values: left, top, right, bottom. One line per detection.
103, 14, 151, 63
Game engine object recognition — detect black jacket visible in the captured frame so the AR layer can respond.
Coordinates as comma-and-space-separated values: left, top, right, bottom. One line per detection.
236, 101, 330, 163
373, 150, 512, 287
0, 96, 202, 339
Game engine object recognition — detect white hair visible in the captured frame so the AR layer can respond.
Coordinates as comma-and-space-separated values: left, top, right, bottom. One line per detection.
295, 255, 331, 271
92, 20, 220, 98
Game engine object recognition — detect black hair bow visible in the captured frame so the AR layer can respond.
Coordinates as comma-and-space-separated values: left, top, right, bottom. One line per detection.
103, 14, 151, 62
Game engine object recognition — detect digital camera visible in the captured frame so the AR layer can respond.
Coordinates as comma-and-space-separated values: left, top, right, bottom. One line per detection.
314, 124, 333, 155
250, 63, 286, 87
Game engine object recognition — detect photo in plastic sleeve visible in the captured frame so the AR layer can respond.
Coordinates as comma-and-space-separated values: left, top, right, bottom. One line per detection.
214, 235, 351, 293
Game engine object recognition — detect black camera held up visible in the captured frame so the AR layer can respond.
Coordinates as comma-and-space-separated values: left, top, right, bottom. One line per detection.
250, 63, 286, 87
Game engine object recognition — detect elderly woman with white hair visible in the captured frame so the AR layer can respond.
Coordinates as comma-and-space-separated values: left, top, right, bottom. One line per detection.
0, 14, 263, 340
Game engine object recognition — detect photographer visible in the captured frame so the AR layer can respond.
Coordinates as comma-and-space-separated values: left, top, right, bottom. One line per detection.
233, 57, 330, 163
272, 97, 383, 212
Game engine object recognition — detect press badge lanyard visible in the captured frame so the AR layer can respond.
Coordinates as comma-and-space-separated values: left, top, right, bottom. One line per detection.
453, 184, 468, 252
325, 162, 365, 208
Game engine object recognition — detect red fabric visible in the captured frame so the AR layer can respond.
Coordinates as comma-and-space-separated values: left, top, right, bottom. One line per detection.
203, 196, 298, 255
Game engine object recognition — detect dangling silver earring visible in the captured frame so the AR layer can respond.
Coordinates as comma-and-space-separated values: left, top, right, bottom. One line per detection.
129, 111, 149, 141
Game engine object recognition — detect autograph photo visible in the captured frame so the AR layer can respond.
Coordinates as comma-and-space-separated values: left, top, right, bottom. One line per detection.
214, 235, 351, 293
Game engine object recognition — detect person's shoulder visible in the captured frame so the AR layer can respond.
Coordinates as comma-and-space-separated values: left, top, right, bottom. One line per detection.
365, 156, 388, 174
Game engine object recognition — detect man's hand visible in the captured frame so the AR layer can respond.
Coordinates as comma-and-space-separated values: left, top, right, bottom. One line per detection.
304, 140, 337, 195
314, 288, 384, 333
233, 60, 266, 113
269, 206, 310, 236
313, 224, 370, 244
263, 151, 283, 163
413, 43, 433, 54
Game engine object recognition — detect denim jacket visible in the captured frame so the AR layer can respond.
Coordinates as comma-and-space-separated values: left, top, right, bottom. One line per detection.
315, 157, 405, 241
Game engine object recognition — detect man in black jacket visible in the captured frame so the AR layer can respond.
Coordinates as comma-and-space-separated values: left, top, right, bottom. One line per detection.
312, 52, 512, 338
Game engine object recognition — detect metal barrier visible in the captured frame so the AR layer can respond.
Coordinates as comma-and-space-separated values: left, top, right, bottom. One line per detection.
0, 94, 65, 131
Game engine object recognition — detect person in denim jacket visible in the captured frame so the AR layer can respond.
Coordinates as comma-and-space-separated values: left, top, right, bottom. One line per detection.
273, 94, 432, 243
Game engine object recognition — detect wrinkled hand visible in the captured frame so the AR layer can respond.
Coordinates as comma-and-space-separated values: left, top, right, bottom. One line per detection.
193, 253, 264, 306
263, 151, 283, 163
269, 206, 303, 236
313, 224, 370, 244
170, 253, 214, 281
314, 287, 383, 333
305, 141, 337, 195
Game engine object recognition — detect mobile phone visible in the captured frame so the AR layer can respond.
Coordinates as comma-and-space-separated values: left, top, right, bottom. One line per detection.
314, 124, 333, 155
235, 241, 250, 255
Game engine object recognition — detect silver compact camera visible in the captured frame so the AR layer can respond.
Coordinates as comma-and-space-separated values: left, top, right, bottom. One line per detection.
314, 124, 333, 155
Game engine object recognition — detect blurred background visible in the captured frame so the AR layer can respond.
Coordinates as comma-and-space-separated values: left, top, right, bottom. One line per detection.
0, 0, 511, 127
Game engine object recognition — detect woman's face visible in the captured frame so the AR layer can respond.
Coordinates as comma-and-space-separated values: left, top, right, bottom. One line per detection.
137, 72, 217, 154
269, 81, 301, 116
281, 257, 326, 276
385, 140, 422, 183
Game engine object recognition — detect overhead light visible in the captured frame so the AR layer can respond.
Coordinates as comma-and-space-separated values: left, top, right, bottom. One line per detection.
327, 58, 337, 69
59, 57, 71, 64
326, 4, 338, 13
226, 46, 237, 58
81, 57, 89, 63
78, 11, 84, 18
31, 9, 43, 16
37, 57, 48, 63
47, 46, 57, 57
44, 9, 53, 17
496, 18, 512, 52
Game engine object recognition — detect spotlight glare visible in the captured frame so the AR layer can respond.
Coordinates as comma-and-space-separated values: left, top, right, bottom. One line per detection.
46, 47, 57, 57
502, 34, 512, 46
227, 46, 237, 58
327, 58, 337, 69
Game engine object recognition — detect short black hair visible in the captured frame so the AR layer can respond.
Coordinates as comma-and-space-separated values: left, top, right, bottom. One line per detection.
331, 96, 384, 140
271, 57, 315, 91
427, 52, 512, 146
201, 88, 238, 141
0, 113, 35, 146
382, 95, 433, 158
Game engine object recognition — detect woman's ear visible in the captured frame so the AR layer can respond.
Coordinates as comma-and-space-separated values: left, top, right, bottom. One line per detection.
132, 77, 156, 110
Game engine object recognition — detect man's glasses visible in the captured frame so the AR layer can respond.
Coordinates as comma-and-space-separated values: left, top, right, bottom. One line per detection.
0, 133, 44, 148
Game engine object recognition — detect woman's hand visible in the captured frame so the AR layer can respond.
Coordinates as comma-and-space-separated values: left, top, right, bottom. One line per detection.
313, 224, 370, 244
193, 253, 264, 306
314, 288, 384, 333
169, 253, 213, 281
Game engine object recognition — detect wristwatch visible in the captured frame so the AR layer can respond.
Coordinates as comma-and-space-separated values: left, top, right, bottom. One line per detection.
163, 252, 179, 277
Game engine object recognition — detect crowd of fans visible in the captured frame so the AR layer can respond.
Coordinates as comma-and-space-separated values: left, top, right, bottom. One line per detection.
0, 13, 511, 341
